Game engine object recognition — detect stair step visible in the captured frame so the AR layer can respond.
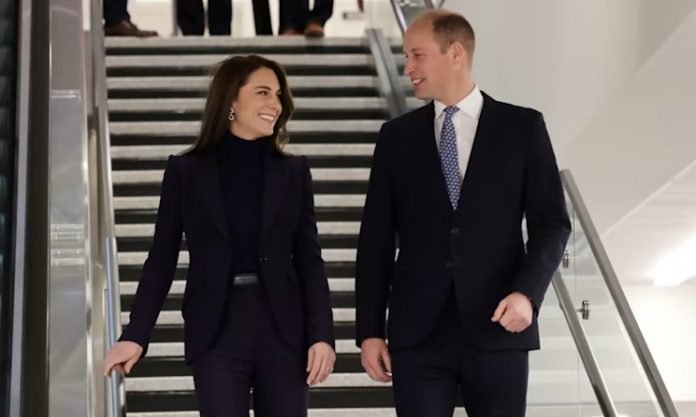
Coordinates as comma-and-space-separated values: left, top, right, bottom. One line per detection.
126, 369, 643, 404
115, 207, 363, 224
109, 97, 391, 112
118, 262, 356, 282
114, 194, 366, 210
111, 144, 375, 160
121, 290, 356, 311
110, 120, 383, 137
145, 322, 357, 344
122, 308, 357, 325
120, 278, 355, 295
104, 36, 402, 54
107, 54, 405, 70
106, 54, 404, 77
116, 236, 358, 252
108, 97, 423, 110
127, 406, 662, 417
126, 387, 395, 411
107, 75, 413, 99
114, 181, 367, 197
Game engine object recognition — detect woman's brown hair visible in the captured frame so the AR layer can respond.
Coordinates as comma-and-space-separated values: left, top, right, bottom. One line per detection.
185, 55, 295, 155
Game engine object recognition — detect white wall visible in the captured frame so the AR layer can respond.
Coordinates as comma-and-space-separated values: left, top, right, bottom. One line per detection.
624, 284, 696, 402
447, 1, 696, 235
447, 1, 643, 159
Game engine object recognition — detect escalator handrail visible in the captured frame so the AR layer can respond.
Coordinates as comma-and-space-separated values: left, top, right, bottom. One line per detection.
88, 1, 127, 416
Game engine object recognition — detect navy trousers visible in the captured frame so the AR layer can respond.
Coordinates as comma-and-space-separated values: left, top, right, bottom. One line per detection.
191, 284, 308, 417
390, 295, 529, 417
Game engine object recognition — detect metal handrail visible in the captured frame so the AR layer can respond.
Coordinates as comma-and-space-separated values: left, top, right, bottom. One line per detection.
88, 0, 126, 416
561, 170, 680, 417
389, 0, 409, 34
552, 271, 619, 417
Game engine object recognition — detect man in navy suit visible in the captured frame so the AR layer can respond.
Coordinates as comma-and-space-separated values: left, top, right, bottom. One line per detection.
356, 10, 571, 417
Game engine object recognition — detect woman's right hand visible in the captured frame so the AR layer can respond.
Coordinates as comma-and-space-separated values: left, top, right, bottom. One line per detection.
104, 341, 143, 376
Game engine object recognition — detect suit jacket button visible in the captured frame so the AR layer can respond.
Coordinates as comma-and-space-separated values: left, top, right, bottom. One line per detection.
259, 256, 268, 262
451, 227, 459, 235
446, 261, 454, 269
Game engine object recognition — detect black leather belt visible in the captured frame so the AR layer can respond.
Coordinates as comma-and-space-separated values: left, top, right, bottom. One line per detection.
232, 273, 259, 286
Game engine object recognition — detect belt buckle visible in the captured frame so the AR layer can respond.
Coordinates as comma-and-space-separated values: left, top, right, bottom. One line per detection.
233, 273, 258, 286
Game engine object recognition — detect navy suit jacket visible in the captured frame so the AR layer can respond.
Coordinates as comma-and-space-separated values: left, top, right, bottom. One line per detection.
120, 149, 335, 364
355, 93, 571, 351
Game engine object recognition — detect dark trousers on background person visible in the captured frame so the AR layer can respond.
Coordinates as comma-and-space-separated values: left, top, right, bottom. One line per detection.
390, 294, 529, 417
192, 284, 309, 417
252, 0, 273, 35
176, 0, 232, 35
279, 0, 333, 32
103, 0, 130, 27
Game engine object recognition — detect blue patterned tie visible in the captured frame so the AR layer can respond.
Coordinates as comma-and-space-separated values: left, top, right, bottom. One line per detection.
440, 106, 461, 209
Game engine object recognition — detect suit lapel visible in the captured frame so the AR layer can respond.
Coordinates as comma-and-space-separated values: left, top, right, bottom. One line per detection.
455, 92, 497, 213
259, 152, 290, 247
415, 102, 453, 212
198, 152, 230, 241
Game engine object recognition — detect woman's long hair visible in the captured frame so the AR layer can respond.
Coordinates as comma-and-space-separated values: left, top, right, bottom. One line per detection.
185, 55, 295, 155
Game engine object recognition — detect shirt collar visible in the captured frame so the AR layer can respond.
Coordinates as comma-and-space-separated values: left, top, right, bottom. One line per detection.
434, 85, 483, 121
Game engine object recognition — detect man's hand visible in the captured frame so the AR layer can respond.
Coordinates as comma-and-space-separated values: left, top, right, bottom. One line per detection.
307, 342, 336, 386
360, 338, 392, 382
104, 341, 143, 376
491, 292, 534, 333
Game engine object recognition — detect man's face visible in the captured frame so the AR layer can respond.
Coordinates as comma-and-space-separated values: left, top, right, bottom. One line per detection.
403, 22, 453, 101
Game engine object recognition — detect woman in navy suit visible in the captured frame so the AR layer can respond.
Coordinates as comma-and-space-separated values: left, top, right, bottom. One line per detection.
105, 55, 336, 417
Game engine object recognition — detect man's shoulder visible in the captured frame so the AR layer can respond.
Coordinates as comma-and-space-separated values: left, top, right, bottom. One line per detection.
485, 94, 542, 122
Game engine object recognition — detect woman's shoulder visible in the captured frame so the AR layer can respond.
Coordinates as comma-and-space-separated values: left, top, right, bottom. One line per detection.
168, 150, 213, 166
282, 153, 309, 171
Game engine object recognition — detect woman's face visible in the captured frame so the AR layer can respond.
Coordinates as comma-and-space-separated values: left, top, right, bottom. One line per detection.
229, 67, 283, 140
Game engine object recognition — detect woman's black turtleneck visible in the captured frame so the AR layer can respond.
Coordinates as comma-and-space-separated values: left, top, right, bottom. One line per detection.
217, 130, 271, 274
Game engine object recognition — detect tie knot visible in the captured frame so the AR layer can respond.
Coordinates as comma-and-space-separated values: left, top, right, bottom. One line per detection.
444, 106, 460, 118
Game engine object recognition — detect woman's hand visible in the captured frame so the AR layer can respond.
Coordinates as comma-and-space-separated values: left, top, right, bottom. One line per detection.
306, 341, 336, 386
104, 340, 143, 376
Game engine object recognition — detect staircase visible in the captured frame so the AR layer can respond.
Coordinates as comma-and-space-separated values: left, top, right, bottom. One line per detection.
107, 37, 656, 417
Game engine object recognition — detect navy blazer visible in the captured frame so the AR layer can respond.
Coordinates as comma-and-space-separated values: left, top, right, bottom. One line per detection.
356, 93, 571, 351
120, 149, 335, 364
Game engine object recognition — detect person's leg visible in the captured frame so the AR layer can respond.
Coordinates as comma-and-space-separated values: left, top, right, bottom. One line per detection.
251, 286, 308, 417
103, 0, 129, 27
251, 0, 272, 35
308, 0, 333, 26
459, 349, 529, 417
279, 0, 308, 34
191, 284, 264, 417
103, 0, 158, 36
252, 352, 308, 417
208, 0, 232, 35
390, 296, 462, 417
391, 346, 459, 417
303, 0, 332, 37
192, 349, 253, 417
176, 0, 205, 35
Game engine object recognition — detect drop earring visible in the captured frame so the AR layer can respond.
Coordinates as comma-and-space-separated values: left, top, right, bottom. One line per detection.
228, 108, 235, 121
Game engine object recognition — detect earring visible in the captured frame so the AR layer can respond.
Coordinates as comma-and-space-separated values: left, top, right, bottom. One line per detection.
228, 109, 235, 121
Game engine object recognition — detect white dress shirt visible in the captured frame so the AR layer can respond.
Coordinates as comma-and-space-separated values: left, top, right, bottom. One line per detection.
434, 85, 484, 177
